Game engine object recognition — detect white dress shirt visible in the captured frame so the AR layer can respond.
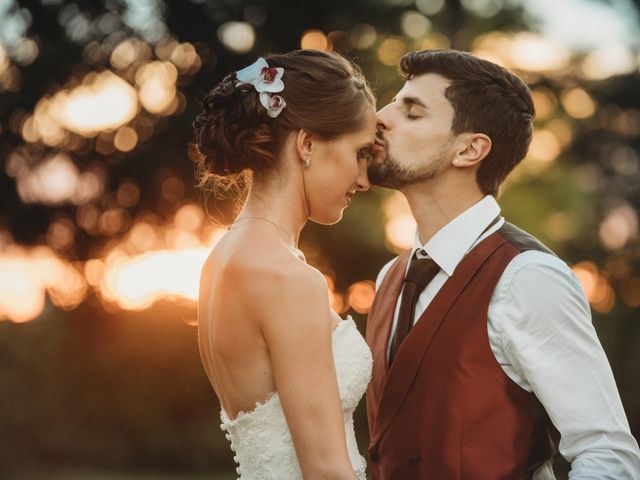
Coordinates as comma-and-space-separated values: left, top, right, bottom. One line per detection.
376, 195, 640, 479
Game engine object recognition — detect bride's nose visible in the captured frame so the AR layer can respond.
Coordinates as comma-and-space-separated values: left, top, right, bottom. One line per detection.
356, 161, 370, 192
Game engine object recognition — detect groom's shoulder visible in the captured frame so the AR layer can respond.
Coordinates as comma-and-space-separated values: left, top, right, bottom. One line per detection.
497, 223, 583, 298
497, 221, 555, 256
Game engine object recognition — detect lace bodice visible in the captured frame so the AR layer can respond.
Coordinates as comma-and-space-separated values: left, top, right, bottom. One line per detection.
219, 316, 373, 479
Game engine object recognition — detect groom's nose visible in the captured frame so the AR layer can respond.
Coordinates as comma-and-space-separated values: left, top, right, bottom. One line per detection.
376, 104, 392, 131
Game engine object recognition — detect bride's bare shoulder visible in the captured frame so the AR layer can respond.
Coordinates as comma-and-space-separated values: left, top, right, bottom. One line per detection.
244, 254, 327, 308
213, 235, 322, 297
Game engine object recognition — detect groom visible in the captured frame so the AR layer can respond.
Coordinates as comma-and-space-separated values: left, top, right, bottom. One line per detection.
365, 49, 640, 479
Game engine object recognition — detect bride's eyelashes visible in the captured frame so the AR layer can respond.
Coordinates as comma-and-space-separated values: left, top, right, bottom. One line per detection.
357, 147, 373, 162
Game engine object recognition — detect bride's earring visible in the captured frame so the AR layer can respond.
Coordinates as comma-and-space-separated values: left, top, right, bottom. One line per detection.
303, 156, 311, 168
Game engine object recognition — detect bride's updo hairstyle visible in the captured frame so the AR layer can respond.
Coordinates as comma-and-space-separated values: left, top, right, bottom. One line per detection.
191, 49, 374, 193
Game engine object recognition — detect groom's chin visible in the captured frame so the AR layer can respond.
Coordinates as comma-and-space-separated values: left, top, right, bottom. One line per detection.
367, 162, 402, 190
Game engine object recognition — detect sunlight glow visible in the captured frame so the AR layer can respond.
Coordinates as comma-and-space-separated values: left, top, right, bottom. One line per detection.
581, 45, 637, 80
473, 32, 571, 73
383, 192, 415, 252
0, 245, 88, 323
57, 71, 139, 135
101, 248, 210, 310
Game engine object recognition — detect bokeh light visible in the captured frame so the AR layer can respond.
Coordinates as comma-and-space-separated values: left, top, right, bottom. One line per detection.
378, 37, 408, 66
383, 192, 416, 251
0, 245, 88, 323
348, 281, 376, 314
560, 87, 596, 119
473, 32, 572, 73
573, 261, 616, 313
301, 30, 330, 51
599, 204, 638, 251
401, 11, 431, 39
217, 21, 255, 53
56, 71, 139, 136
136, 60, 178, 115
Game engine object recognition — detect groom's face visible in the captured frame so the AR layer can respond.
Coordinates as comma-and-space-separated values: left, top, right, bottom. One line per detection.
368, 73, 456, 189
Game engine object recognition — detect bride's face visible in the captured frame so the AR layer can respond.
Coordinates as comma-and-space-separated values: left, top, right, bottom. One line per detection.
306, 108, 376, 225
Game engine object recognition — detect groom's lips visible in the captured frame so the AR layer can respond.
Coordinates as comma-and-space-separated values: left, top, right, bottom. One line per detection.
370, 133, 388, 164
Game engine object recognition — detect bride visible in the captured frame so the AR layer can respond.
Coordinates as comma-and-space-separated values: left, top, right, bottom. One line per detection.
192, 50, 376, 479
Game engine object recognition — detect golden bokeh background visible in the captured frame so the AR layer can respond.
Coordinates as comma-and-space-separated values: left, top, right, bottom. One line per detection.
1, 0, 639, 478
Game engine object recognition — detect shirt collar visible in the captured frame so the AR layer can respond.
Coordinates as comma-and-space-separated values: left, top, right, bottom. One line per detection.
412, 195, 502, 277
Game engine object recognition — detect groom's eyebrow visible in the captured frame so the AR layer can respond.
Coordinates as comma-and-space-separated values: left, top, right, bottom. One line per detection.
401, 96, 428, 109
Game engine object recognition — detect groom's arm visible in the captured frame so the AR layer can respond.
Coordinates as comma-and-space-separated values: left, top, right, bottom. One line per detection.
489, 251, 640, 479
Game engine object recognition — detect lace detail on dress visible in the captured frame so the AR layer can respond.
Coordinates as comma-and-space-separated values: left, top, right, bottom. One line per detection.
219, 316, 372, 479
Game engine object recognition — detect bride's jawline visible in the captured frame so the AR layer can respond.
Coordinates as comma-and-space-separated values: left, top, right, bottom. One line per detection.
220, 316, 354, 425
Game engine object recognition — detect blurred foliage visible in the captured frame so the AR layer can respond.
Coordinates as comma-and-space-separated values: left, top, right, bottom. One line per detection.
0, 0, 639, 478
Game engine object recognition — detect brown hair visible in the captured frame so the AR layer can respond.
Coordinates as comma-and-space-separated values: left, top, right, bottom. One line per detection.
400, 49, 534, 196
191, 49, 375, 194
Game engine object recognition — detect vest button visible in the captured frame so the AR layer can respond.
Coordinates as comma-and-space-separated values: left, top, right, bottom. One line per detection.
370, 452, 379, 462
408, 454, 421, 465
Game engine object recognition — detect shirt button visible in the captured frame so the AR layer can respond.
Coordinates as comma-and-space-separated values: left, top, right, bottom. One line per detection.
408, 454, 421, 465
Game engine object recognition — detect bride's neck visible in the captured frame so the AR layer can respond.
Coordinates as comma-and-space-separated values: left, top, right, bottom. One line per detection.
237, 171, 308, 248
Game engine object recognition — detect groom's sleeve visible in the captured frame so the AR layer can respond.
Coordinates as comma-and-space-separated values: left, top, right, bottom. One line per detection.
491, 251, 640, 479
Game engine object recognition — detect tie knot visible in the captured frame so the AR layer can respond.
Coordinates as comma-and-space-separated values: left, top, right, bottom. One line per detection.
404, 256, 440, 289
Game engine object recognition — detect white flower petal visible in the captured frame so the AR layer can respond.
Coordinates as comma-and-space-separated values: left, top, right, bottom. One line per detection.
236, 57, 268, 83
259, 92, 272, 110
267, 95, 286, 118
258, 79, 285, 93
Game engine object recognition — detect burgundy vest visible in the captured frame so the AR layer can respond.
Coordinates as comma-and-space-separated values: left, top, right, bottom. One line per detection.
366, 223, 559, 480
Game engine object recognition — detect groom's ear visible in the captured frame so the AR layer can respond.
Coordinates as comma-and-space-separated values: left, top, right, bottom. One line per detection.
452, 133, 492, 168
295, 129, 314, 159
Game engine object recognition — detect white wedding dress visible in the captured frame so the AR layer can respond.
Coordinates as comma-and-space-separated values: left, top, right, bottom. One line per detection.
219, 316, 373, 479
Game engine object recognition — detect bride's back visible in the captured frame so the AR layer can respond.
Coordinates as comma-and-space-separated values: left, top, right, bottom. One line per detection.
198, 224, 303, 418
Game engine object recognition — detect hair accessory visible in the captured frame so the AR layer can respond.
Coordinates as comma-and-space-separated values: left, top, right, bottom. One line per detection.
236, 57, 286, 118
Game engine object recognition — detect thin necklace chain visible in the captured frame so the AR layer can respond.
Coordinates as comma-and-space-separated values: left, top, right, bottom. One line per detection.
229, 216, 301, 252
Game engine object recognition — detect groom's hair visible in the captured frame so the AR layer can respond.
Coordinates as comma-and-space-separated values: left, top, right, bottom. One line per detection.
401, 49, 534, 197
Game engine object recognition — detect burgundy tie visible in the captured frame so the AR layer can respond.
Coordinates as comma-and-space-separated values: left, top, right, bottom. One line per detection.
388, 253, 441, 367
